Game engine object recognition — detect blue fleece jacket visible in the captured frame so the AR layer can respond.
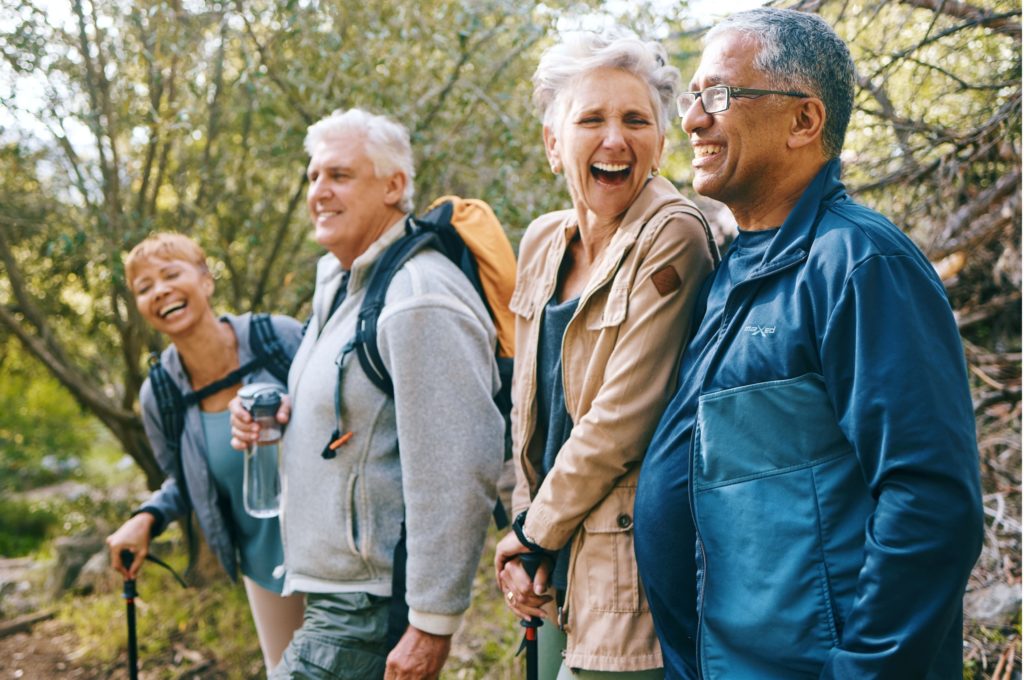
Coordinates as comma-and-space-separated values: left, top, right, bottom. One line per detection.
635, 159, 984, 679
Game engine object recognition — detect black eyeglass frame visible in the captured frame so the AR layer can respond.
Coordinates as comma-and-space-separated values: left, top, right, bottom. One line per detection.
676, 85, 810, 116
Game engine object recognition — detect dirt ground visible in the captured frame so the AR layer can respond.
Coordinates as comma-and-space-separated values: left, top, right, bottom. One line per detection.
0, 618, 105, 679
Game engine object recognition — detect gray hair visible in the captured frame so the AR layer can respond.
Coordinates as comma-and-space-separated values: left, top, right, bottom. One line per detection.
304, 108, 416, 213
532, 28, 680, 134
707, 8, 855, 159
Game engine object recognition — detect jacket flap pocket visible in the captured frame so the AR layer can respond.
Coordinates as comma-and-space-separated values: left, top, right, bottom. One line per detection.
584, 285, 628, 330
581, 485, 635, 534
509, 280, 537, 320
695, 373, 852, 490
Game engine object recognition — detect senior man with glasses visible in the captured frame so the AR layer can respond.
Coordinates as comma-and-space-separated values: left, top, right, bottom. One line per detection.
634, 8, 983, 680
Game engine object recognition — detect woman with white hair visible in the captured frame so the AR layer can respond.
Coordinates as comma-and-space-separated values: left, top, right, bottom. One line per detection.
494, 28, 717, 679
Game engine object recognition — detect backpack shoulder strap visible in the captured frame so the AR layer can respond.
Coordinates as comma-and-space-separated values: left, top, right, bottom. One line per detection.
249, 313, 292, 384
176, 314, 293, 409
145, 352, 199, 575
148, 352, 187, 455
354, 226, 439, 397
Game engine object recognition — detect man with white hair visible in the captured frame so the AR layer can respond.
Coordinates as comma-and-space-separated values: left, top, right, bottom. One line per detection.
232, 108, 503, 679
634, 9, 984, 679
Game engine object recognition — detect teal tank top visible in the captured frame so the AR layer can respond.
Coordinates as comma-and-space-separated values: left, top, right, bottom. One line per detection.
201, 410, 286, 593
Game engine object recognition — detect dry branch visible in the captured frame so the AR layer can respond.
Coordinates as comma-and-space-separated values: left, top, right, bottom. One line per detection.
896, 0, 1022, 39
0, 610, 56, 639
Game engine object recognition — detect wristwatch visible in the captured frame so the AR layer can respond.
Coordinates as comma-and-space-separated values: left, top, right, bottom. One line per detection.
512, 510, 554, 556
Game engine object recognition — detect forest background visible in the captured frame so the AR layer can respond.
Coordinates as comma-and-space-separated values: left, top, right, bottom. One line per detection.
0, 0, 1020, 677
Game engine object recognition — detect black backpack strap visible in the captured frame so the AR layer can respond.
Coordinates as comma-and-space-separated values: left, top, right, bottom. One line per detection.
354, 226, 440, 397
148, 353, 187, 453
178, 358, 264, 408
418, 202, 491, 318
146, 353, 199, 577
249, 313, 291, 384
176, 314, 293, 409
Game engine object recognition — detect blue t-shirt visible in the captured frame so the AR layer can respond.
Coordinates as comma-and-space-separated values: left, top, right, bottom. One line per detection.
535, 293, 580, 592
201, 409, 287, 593
634, 227, 779, 678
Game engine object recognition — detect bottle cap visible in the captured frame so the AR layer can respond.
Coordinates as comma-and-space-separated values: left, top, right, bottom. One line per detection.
238, 383, 283, 415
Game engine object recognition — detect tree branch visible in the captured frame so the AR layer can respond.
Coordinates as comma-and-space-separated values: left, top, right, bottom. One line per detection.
0, 303, 137, 425
871, 10, 1023, 79
252, 176, 307, 310
896, 0, 1021, 39
934, 168, 1021, 248
856, 69, 917, 168
234, 1, 313, 125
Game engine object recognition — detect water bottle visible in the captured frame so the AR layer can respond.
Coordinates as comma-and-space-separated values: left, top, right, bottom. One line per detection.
238, 383, 283, 518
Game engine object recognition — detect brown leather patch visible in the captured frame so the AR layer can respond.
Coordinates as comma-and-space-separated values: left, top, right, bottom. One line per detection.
651, 265, 682, 296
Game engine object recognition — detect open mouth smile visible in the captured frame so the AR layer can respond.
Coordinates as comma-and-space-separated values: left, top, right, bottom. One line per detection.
591, 162, 632, 185
159, 301, 187, 319
693, 144, 723, 159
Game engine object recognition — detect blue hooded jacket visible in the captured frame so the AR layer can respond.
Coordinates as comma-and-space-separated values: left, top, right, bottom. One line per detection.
635, 159, 984, 679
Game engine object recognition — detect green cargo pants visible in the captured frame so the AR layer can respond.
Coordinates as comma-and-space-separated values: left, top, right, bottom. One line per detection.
270, 591, 390, 680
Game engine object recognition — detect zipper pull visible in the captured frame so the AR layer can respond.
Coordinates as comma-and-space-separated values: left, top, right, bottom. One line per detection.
321, 430, 353, 459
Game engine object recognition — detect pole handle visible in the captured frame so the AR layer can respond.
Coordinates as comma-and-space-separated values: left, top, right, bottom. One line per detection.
120, 549, 135, 572
519, 553, 545, 630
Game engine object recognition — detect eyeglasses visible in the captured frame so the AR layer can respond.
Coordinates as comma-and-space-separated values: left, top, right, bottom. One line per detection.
676, 85, 810, 116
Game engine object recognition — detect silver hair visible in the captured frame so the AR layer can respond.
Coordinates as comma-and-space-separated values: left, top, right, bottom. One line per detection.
304, 108, 416, 213
532, 28, 680, 134
706, 8, 855, 159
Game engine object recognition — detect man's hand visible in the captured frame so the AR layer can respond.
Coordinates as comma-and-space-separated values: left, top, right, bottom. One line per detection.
229, 394, 291, 450
384, 625, 451, 680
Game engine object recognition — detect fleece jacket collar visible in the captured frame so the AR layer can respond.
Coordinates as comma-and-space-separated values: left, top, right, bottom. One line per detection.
312, 215, 410, 330
754, 158, 847, 276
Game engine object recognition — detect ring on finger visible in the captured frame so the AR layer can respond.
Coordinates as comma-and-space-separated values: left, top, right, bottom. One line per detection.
506, 590, 516, 603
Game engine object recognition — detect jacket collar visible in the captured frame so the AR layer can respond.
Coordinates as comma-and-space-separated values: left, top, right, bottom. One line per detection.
555, 176, 697, 294
312, 214, 410, 322
755, 158, 846, 274
608, 175, 694, 254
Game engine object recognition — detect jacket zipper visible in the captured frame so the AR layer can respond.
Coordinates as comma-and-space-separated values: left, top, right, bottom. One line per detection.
690, 249, 807, 679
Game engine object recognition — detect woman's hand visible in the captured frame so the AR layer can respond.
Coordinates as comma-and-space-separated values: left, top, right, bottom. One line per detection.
494, 532, 552, 620
229, 394, 291, 450
106, 512, 155, 579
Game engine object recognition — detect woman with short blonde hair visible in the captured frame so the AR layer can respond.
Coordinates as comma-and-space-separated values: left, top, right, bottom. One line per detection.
107, 232, 304, 672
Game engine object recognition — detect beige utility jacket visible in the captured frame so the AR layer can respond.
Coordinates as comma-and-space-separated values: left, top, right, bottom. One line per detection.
510, 177, 716, 671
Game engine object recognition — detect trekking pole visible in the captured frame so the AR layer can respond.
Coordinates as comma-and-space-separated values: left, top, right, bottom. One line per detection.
519, 553, 545, 680
120, 550, 139, 680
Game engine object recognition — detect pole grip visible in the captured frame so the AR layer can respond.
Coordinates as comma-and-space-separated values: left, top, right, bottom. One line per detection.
519, 552, 544, 580
120, 549, 135, 573
120, 550, 137, 599
518, 553, 545, 631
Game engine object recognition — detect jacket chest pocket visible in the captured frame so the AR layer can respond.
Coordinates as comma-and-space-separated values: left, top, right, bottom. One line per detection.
583, 285, 628, 330
576, 485, 647, 613
509, 275, 541, 321
582, 247, 641, 330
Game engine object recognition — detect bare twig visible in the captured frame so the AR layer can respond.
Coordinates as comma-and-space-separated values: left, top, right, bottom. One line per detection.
896, 0, 1022, 39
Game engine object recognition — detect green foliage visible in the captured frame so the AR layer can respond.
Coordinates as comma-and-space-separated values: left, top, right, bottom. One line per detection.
0, 339, 97, 491
0, 498, 59, 556
59, 554, 264, 678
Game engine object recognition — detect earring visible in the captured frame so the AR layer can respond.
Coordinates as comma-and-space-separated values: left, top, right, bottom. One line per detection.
551, 162, 562, 174
651, 167, 660, 176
